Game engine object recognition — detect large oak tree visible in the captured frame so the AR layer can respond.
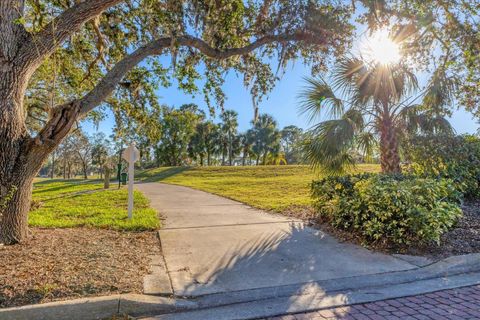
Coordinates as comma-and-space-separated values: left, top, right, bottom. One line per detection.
0, 0, 354, 244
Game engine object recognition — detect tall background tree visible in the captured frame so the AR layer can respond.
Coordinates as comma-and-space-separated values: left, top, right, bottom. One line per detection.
155, 105, 203, 166
91, 133, 112, 178
281, 125, 305, 164
220, 110, 239, 166
250, 114, 282, 165
239, 132, 255, 166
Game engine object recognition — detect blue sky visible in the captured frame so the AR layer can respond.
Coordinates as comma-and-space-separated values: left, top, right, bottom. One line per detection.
83, 59, 478, 136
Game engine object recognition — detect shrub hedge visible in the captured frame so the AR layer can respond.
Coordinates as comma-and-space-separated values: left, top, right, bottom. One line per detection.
404, 134, 480, 198
312, 174, 462, 246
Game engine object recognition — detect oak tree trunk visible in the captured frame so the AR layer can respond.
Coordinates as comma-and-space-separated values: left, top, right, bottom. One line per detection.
0, 58, 35, 244
379, 116, 401, 174
0, 175, 33, 244
0, 67, 80, 244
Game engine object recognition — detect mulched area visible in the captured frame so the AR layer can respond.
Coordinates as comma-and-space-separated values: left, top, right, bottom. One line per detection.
284, 199, 480, 260
0, 228, 161, 308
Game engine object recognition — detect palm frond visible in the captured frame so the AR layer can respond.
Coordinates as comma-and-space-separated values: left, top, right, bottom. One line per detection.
423, 68, 457, 112
304, 110, 364, 175
422, 116, 455, 135
298, 77, 344, 123
343, 109, 365, 129
392, 65, 419, 99
355, 131, 377, 161
399, 105, 454, 136
398, 104, 422, 133
332, 57, 372, 107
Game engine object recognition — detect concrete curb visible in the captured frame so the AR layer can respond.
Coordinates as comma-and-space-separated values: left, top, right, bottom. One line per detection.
141, 253, 480, 319
144, 255, 173, 296
0, 294, 197, 320
185, 253, 480, 310
145, 271, 480, 320
2, 254, 479, 320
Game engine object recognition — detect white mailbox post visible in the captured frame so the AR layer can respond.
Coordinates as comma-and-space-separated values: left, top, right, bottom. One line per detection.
122, 143, 140, 219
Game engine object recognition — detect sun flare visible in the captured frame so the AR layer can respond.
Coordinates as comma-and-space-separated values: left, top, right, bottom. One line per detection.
362, 29, 401, 65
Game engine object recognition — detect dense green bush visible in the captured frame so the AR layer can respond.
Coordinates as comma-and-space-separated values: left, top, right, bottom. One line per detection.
312, 174, 462, 246
404, 135, 480, 198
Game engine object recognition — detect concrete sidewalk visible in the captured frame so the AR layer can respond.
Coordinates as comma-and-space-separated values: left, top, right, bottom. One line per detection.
135, 183, 416, 297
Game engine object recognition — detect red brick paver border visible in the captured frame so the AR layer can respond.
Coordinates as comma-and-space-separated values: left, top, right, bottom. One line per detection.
267, 284, 480, 320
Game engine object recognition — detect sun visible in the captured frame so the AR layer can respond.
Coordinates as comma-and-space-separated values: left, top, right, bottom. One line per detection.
361, 29, 401, 65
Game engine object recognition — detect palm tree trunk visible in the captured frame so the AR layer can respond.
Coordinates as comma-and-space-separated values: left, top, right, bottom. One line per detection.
379, 116, 401, 174
228, 133, 233, 166
221, 148, 226, 166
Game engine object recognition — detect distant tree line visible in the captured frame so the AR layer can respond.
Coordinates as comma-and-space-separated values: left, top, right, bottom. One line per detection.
153, 104, 306, 167
39, 104, 308, 178
40, 132, 115, 179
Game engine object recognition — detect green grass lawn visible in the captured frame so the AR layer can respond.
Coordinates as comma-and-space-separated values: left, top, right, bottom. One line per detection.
30, 179, 159, 231
138, 164, 379, 213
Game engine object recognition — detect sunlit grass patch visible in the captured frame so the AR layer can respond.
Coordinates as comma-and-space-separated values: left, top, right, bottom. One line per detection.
30, 180, 159, 231
138, 164, 380, 213
32, 179, 104, 201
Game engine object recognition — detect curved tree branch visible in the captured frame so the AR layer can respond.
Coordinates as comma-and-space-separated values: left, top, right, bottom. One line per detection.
33, 30, 327, 149
18, 0, 123, 69
79, 31, 326, 114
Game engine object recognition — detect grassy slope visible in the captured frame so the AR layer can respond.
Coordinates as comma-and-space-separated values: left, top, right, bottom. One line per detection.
138, 164, 380, 213
30, 179, 159, 230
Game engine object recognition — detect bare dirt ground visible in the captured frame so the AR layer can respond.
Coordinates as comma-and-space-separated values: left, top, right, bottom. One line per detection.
0, 228, 160, 308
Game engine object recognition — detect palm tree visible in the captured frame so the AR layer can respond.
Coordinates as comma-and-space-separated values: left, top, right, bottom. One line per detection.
250, 114, 281, 165
189, 121, 210, 165
239, 131, 254, 166
205, 123, 221, 166
300, 57, 453, 174
220, 110, 239, 166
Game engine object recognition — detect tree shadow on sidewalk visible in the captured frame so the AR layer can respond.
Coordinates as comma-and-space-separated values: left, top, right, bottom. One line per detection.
173, 223, 359, 318
137, 167, 190, 183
